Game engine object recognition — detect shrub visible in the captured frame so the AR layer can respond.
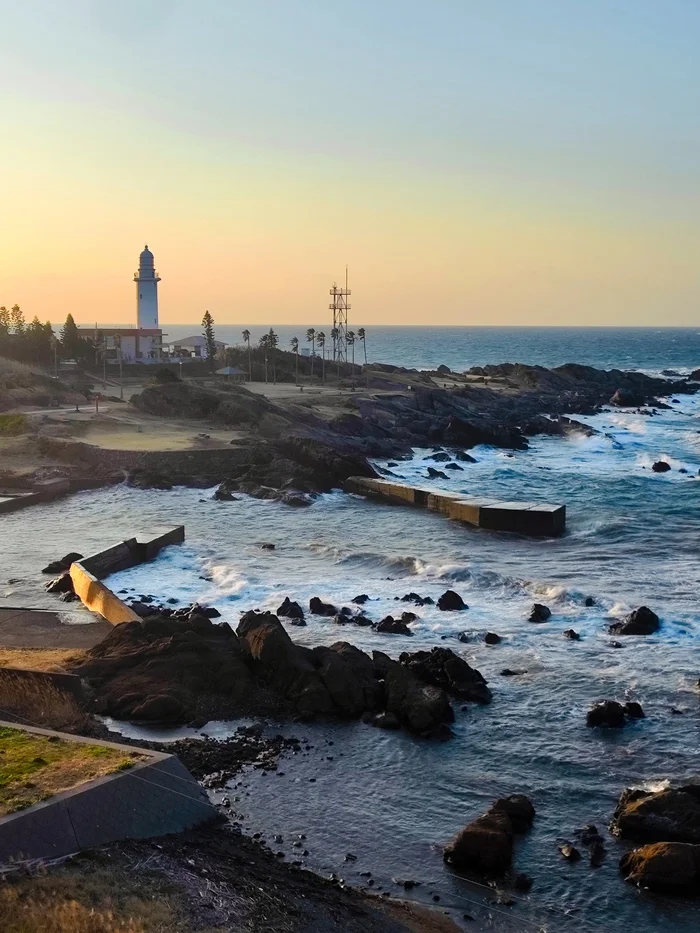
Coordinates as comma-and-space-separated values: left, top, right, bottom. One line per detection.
0, 413, 28, 435
0, 674, 92, 733
152, 366, 181, 384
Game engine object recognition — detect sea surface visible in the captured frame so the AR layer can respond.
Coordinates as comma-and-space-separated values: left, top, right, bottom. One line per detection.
3, 329, 700, 932
162, 323, 700, 374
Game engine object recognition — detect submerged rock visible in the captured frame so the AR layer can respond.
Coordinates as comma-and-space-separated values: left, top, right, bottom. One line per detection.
620, 842, 700, 893
586, 700, 627, 728
399, 647, 491, 704
652, 461, 672, 473
484, 632, 502, 644
563, 629, 581, 640
609, 606, 660, 636
375, 615, 413, 636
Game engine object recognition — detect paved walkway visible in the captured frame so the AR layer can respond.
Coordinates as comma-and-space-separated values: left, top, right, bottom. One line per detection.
0, 608, 111, 649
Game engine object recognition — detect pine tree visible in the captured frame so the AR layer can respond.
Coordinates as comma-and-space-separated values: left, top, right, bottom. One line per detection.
202, 310, 217, 371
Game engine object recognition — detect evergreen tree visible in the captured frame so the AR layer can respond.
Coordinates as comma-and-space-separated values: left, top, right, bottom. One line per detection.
9, 304, 25, 335
202, 310, 217, 370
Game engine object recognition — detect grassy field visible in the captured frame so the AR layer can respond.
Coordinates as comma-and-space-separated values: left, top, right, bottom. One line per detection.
0, 725, 144, 815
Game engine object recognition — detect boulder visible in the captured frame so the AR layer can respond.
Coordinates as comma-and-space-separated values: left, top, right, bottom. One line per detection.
484, 632, 501, 645
652, 461, 671, 473
427, 452, 451, 462
620, 842, 700, 893
586, 700, 627, 728
373, 651, 454, 736
610, 784, 700, 844
401, 592, 434, 606
609, 606, 659, 636
373, 711, 401, 730
41, 552, 83, 574
610, 388, 646, 407
559, 843, 581, 862
529, 603, 551, 623
45, 572, 75, 595
443, 795, 535, 876
309, 596, 338, 617
399, 647, 491, 704
444, 462, 464, 471
452, 449, 477, 463
563, 629, 581, 640
427, 467, 448, 479
376, 616, 413, 636
437, 590, 467, 611
352, 594, 370, 604
277, 597, 305, 621
129, 693, 186, 723
625, 700, 645, 720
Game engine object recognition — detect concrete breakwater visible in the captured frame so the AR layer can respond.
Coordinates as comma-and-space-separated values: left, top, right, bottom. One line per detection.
69, 527, 185, 625
344, 476, 566, 536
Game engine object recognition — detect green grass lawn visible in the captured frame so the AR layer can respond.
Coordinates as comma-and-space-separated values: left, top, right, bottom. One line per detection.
0, 726, 145, 815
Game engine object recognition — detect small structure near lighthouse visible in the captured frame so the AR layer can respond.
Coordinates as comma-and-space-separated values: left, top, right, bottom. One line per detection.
134, 244, 160, 329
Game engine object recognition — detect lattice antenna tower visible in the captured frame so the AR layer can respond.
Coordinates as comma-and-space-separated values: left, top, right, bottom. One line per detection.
329, 266, 351, 362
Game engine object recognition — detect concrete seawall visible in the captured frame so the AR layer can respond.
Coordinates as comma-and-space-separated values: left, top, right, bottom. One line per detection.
0, 478, 70, 515
69, 526, 185, 625
0, 720, 217, 865
345, 477, 566, 536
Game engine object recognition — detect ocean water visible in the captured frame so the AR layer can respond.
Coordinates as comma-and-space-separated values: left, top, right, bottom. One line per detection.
162, 324, 700, 373
3, 331, 700, 931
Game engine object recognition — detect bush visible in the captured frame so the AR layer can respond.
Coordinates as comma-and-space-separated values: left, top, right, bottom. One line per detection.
0, 674, 92, 733
152, 367, 181, 384
0, 413, 28, 435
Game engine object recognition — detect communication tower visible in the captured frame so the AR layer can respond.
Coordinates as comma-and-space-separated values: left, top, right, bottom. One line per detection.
329, 267, 351, 362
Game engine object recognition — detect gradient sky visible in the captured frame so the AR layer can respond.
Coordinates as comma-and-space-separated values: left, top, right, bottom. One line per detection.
1, 0, 699, 326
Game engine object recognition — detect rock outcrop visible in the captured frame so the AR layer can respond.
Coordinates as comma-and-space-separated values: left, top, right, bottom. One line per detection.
610, 785, 700, 844
373, 651, 454, 736
398, 647, 491, 704
437, 590, 467, 611
620, 842, 700, 893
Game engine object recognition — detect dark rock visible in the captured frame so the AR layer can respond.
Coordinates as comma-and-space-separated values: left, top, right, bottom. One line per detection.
444, 462, 464, 471
610, 388, 646, 407
373, 711, 401, 730
41, 552, 83, 574
452, 450, 477, 463
260, 543, 275, 550
563, 629, 581, 640
437, 590, 467, 611
559, 843, 581, 862
427, 451, 451, 462
352, 594, 370, 604
309, 597, 337, 617
399, 647, 491, 704
578, 824, 603, 846
353, 614, 373, 627
586, 700, 626, 728
400, 611, 418, 623
45, 572, 74, 595
484, 632, 501, 645
609, 606, 659, 635
619, 842, 700, 892
401, 592, 434, 606
277, 597, 305, 621
373, 650, 454, 736
214, 485, 237, 501
376, 615, 413, 636
584, 596, 596, 607
625, 700, 645, 720
129, 601, 158, 618
312, 642, 383, 718
129, 693, 187, 723
443, 794, 535, 876
191, 604, 220, 619
610, 784, 700, 844
500, 669, 526, 677
590, 841, 606, 867
427, 467, 448, 479
529, 603, 551, 623
652, 461, 672, 473
513, 873, 533, 892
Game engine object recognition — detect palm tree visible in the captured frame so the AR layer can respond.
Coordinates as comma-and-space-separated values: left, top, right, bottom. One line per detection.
347, 330, 356, 369
242, 329, 251, 380
330, 327, 339, 379
290, 336, 299, 384
306, 328, 316, 377
358, 327, 367, 365
316, 331, 326, 384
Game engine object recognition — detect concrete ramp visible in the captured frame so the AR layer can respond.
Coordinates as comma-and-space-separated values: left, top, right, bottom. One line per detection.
345, 477, 565, 537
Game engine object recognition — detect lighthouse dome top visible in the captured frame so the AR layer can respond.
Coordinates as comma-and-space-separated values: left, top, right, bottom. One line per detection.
140, 245, 154, 262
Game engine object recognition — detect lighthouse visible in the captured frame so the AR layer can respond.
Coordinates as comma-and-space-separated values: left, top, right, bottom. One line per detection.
134, 244, 160, 329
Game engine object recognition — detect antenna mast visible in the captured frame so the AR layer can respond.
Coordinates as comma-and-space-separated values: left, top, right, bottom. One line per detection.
329, 266, 351, 362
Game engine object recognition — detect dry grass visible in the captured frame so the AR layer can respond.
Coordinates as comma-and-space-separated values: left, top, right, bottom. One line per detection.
0, 648, 85, 672
0, 674, 92, 733
0, 862, 226, 933
0, 725, 144, 815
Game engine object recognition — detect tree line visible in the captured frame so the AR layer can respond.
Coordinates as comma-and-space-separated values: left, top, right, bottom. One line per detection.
0, 306, 100, 368
233, 325, 368, 384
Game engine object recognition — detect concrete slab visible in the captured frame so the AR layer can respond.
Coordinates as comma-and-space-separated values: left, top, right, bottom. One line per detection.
0, 608, 112, 650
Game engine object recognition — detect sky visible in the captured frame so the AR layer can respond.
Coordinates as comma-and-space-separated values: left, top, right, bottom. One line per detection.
0, 0, 699, 327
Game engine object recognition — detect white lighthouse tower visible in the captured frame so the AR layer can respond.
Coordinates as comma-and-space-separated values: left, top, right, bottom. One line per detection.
134, 245, 160, 329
